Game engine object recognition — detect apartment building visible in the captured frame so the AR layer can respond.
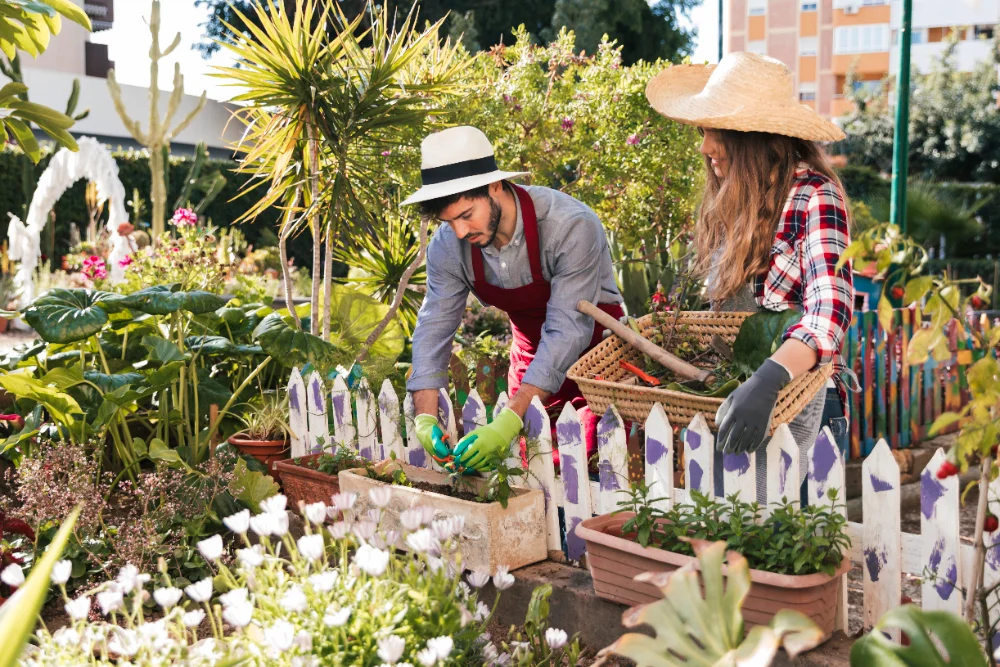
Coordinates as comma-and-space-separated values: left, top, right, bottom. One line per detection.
728, 0, 1000, 118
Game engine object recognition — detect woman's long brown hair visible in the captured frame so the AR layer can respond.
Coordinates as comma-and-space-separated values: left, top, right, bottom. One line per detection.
694, 130, 848, 302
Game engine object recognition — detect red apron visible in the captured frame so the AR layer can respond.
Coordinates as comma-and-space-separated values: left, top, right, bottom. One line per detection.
470, 185, 624, 458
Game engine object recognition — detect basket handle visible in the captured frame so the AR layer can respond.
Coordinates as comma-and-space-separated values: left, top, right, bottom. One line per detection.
577, 301, 715, 385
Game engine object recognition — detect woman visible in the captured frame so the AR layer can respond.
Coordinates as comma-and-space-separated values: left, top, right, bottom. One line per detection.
646, 52, 856, 501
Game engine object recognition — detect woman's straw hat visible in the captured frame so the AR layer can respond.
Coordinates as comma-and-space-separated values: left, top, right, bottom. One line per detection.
646, 52, 846, 142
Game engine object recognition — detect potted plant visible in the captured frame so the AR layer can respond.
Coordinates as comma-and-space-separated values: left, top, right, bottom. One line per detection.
228, 393, 291, 481
576, 486, 851, 638
338, 457, 547, 572
274, 444, 367, 510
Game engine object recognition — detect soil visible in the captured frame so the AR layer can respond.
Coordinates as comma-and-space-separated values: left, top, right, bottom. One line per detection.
406, 478, 484, 503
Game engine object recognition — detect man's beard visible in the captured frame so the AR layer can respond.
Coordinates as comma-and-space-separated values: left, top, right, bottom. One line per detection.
470, 196, 502, 248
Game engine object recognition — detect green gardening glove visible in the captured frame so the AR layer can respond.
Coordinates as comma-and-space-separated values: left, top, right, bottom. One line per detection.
452, 408, 523, 472
414, 414, 452, 462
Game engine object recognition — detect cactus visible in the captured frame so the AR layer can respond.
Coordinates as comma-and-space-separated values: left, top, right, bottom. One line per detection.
172, 142, 227, 214
107, 0, 207, 238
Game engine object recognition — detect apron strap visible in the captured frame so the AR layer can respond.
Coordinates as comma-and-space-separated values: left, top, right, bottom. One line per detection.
471, 239, 486, 283
513, 185, 544, 283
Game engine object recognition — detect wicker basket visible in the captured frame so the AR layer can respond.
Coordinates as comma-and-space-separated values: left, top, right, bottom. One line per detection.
567, 311, 831, 431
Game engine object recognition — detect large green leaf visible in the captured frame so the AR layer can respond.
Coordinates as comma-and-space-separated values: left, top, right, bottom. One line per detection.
325, 284, 405, 363
111, 285, 227, 316
731, 309, 804, 377
849, 605, 986, 666
0, 507, 81, 667
83, 371, 145, 394
185, 336, 263, 356
0, 371, 82, 426
21, 288, 114, 343
229, 458, 279, 512
253, 312, 343, 370
141, 335, 188, 363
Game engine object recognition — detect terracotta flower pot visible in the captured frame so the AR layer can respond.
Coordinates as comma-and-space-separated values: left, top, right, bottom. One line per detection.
576, 513, 850, 639
228, 435, 290, 482
338, 460, 547, 572
274, 453, 341, 510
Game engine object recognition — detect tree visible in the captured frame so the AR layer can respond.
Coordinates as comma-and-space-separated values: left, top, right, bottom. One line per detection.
835, 32, 1000, 184
196, 0, 697, 65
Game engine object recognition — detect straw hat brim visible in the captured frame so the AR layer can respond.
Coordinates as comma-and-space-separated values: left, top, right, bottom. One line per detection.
646, 63, 846, 142
401, 170, 529, 206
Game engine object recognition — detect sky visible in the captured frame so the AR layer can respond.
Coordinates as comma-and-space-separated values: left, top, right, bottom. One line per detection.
91, 0, 720, 102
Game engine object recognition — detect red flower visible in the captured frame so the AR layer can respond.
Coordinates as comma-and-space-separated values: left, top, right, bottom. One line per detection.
937, 460, 959, 479
0, 511, 36, 543
986, 514, 999, 533
890, 285, 905, 300
0, 414, 24, 430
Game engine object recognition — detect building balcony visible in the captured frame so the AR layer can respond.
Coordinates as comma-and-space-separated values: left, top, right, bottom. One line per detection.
830, 95, 857, 117
833, 51, 891, 75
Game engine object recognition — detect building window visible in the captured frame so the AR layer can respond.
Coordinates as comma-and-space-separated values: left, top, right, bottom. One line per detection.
975, 25, 995, 40
749, 0, 766, 15
802, 2, 818, 10
747, 40, 767, 54
910, 29, 925, 44
834, 24, 890, 54
799, 37, 818, 56
799, 91, 817, 101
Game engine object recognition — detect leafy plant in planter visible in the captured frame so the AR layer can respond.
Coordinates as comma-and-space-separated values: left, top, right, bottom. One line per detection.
274, 441, 370, 509
228, 393, 291, 477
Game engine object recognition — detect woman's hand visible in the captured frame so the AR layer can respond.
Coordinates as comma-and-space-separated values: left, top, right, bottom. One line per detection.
715, 358, 791, 454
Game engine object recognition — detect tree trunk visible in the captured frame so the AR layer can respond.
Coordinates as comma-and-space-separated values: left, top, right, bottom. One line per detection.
322, 224, 334, 341
356, 214, 431, 363
280, 186, 302, 329
150, 145, 166, 238
308, 124, 322, 337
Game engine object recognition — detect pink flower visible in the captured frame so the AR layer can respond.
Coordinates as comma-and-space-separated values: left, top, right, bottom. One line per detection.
118, 255, 134, 269
626, 134, 640, 146
170, 208, 198, 227
82, 255, 107, 281
561, 117, 574, 131
381, 150, 391, 157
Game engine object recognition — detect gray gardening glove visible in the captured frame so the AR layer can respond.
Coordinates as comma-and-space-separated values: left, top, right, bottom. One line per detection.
715, 359, 792, 455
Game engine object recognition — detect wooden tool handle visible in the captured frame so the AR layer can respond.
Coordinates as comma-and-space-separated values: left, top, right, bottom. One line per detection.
578, 301, 715, 385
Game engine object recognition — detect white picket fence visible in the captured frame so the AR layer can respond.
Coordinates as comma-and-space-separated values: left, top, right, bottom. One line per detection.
285, 368, 989, 636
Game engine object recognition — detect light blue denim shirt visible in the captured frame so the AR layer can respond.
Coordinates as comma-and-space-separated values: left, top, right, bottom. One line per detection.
407, 185, 622, 394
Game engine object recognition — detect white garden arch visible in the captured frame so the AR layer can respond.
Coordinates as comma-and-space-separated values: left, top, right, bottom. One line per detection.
7, 136, 130, 304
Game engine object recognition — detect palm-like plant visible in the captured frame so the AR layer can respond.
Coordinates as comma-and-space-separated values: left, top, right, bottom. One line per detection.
216, 0, 471, 353
866, 180, 985, 253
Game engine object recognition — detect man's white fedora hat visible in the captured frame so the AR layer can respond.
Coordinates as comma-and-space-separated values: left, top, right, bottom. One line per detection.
646, 51, 845, 142
401, 126, 529, 206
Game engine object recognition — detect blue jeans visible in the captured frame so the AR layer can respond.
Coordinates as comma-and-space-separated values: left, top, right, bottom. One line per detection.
819, 387, 849, 456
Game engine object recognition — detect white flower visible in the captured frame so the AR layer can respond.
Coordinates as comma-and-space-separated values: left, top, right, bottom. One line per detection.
405, 529, 440, 554
137, 619, 171, 652
377, 635, 406, 664
153, 587, 183, 609
458, 582, 472, 598
65, 595, 91, 620
183, 609, 206, 628
52, 627, 80, 648
192, 638, 222, 662
330, 492, 358, 512
432, 516, 465, 542
425, 556, 444, 573
51, 560, 72, 585
544, 628, 568, 650
237, 544, 265, 568
399, 509, 424, 532
466, 571, 490, 588
222, 600, 253, 628
223, 509, 251, 534
198, 534, 224, 561
1, 563, 24, 587
116, 564, 148, 593
271, 511, 290, 537
367, 508, 383, 524
483, 644, 499, 662
297, 534, 325, 562
353, 520, 377, 542
427, 636, 453, 660
354, 544, 390, 577
416, 648, 438, 666
474, 601, 490, 622
309, 570, 339, 593
303, 502, 327, 524
107, 627, 139, 656
249, 513, 274, 537
493, 566, 515, 591
294, 630, 313, 651
323, 604, 352, 627
185, 577, 214, 603
219, 587, 249, 608
383, 530, 400, 548
97, 589, 124, 615
329, 521, 351, 540
260, 494, 288, 514
264, 619, 296, 651
280, 585, 307, 613
369, 485, 393, 508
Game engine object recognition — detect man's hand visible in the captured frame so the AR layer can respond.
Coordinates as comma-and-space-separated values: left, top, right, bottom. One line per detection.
715, 359, 791, 455
452, 408, 523, 472
414, 414, 452, 462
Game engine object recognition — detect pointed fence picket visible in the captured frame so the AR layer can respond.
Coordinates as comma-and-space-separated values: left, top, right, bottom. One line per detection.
286, 370, 983, 630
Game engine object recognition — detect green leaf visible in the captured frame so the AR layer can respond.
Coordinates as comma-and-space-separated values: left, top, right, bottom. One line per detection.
731, 309, 804, 377
850, 605, 987, 667
253, 312, 343, 370
665, 378, 741, 398
903, 276, 934, 306
0, 371, 82, 426
0, 507, 81, 667
228, 458, 279, 512
21, 288, 113, 343
928, 412, 963, 436
149, 438, 185, 468
141, 335, 188, 363
878, 294, 894, 333
111, 285, 227, 316
324, 284, 405, 363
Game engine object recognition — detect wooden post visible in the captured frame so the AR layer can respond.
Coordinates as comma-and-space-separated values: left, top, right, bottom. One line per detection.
861, 439, 901, 640
644, 403, 674, 512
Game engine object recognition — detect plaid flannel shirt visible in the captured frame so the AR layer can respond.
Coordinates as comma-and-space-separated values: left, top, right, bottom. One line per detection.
752, 165, 854, 414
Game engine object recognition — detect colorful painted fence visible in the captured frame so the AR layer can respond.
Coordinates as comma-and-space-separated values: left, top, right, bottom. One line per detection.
285, 367, 989, 636
845, 310, 980, 459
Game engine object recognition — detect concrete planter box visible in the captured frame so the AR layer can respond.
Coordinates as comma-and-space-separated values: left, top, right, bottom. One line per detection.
577, 513, 849, 639
338, 461, 547, 572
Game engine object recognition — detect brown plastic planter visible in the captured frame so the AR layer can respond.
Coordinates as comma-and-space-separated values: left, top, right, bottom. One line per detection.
274, 454, 341, 509
228, 435, 289, 482
339, 461, 547, 572
577, 513, 849, 638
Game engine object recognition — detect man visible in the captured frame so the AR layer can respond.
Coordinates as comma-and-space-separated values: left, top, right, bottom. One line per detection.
403, 126, 624, 472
